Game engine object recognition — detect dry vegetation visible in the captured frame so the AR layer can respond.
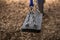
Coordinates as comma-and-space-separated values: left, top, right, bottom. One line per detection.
0, 0, 60, 40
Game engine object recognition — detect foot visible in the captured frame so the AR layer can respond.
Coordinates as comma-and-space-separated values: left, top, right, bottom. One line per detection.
25, 24, 29, 27
43, 12, 45, 16
34, 24, 37, 29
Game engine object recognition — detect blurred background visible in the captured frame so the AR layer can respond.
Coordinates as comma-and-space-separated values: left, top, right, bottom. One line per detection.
0, 0, 60, 40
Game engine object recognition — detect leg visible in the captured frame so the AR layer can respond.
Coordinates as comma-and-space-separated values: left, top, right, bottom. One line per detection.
37, 0, 45, 16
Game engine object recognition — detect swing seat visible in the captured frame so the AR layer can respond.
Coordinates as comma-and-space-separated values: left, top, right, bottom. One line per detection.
21, 9, 43, 33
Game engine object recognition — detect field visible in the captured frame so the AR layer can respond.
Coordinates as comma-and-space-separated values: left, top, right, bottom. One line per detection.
0, 0, 60, 40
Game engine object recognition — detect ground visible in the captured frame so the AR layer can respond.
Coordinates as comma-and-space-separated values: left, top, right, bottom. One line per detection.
0, 0, 60, 40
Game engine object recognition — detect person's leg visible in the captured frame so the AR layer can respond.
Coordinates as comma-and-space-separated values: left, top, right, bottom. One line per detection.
29, 0, 34, 7
37, 0, 45, 16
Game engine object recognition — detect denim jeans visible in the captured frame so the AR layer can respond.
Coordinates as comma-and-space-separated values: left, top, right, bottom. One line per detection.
29, 0, 34, 7
37, 0, 45, 13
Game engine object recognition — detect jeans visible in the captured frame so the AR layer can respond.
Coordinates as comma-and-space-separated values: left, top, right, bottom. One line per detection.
29, 0, 34, 7
37, 0, 45, 13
